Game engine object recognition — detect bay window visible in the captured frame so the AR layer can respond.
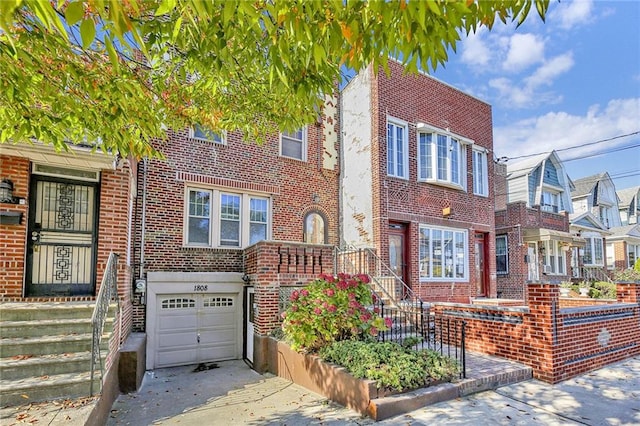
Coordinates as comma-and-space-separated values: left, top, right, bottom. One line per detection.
583, 236, 604, 266
418, 131, 467, 189
186, 188, 270, 248
419, 225, 468, 281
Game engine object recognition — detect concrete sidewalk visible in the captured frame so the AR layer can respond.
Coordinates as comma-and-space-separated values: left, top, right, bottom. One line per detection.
2, 354, 638, 425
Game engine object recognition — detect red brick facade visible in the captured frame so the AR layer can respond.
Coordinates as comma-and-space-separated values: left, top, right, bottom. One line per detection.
362, 61, 496, 302
495, 201, 572, 299
0, 153, 132, 303
132, 101, 340, 332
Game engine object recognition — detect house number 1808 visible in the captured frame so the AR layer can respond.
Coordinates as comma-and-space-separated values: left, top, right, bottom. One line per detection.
193, 285, 208, 292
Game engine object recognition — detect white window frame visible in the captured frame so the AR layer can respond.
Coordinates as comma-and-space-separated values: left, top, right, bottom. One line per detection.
279, 127, 308, 161
606, 242, 615, 270
386, 117, 409, 179
628, 244, 640, 268
496, 235, 508, 275
540, 187, 564, 213
185, 187, 270, 248
419, 225, 468, 282
190, 125, 226, 144
417, 126, 469, 190
583, 235, 604, 266
472, 148, 489, 196
542, 240, 566, 275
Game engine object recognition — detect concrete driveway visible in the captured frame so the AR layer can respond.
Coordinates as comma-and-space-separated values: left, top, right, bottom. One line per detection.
105, 356, 640, 425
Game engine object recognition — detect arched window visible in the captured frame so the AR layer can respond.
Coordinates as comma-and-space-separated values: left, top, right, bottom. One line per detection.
304, 211, 327, 244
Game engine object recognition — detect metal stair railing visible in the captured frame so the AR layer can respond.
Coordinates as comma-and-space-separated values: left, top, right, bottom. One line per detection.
334, 245, 466, 378
334, 246, 430, 342
90, 252, 120, 396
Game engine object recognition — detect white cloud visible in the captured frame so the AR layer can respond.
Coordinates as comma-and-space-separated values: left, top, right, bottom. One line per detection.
550, 0, 595, 30
525, 53, 574, 88
494, 98, 640, 160
503, 33, 545, 72
460, 28, 491, 67
488, 53, 574, 108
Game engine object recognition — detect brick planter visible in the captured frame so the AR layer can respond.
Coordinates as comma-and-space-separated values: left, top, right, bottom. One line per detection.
265, 338, 454, 421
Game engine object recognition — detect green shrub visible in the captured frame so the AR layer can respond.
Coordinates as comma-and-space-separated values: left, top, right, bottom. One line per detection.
319, 340, 460, 391
613, 268, 640, 282
592, 281, 616, 299
281, 273, 390, 352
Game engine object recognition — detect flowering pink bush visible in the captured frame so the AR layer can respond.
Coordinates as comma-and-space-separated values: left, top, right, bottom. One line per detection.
281, 273, 388, 352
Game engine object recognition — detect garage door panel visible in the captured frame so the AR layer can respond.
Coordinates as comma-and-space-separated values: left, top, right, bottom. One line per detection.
157, 348, 198, 368
153, 292, 240, 368
158, 331, 197, 348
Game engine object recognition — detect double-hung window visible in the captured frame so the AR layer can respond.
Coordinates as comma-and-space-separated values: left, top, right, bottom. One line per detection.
280, 128, 307, 161
387, 118, 408, 179
186, 188, 270, 248
496, 235, 508, 274
419, 225, 468, 281
418, 129, 467, 189
473, 149, 488, 196
190, 125, 225, 144
541, 190, 560, 213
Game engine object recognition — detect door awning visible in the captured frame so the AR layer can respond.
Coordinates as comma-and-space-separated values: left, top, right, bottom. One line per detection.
522, 228, 585, 246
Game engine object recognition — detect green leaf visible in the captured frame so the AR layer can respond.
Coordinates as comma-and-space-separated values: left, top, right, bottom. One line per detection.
155, 0, 176, 16
65, 1, 84, 26
79, 18, 95, 49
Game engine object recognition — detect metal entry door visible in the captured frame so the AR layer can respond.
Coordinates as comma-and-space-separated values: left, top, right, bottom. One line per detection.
26, 177, 98, 296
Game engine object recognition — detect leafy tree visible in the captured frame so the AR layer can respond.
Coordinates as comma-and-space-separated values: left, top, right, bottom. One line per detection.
0, 0, 549, 158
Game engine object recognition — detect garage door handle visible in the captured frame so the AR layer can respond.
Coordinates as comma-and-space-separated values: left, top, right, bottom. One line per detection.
197, 334, 200, 343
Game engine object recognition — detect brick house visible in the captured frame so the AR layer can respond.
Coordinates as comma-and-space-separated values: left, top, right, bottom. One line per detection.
0, 143, 135, 405
341, 61, 496, 303
606, 224, 640, 271
0, 144, 133, 306
494, 152, 581, 299
132, 95, 340, 370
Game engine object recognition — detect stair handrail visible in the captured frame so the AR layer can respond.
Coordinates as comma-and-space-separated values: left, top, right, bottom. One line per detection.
337, 245, 425, 307
90, 252, 119, 396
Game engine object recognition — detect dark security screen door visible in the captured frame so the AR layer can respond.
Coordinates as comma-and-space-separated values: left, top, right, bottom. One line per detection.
26, 176, 98, 296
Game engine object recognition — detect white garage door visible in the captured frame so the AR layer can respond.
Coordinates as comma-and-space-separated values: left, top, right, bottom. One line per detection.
155, 293, 238, 368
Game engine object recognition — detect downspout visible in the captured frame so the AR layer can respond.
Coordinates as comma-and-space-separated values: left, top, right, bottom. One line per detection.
139, 158, 148, 304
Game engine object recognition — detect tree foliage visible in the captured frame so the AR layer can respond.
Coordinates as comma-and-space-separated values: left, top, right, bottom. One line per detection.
0, 0, 549, 158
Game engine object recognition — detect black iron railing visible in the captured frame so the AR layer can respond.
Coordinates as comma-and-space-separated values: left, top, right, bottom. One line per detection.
90, 252, 119, 396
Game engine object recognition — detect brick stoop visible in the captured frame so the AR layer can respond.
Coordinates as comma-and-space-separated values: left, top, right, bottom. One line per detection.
367, 351, 533, 420
0, 302, 113, 408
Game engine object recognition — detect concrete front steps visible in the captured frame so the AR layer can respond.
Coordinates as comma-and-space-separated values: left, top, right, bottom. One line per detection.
0, 302, 112, 408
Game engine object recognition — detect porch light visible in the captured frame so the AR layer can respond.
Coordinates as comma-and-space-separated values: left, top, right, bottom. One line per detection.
0, 179, 15, 203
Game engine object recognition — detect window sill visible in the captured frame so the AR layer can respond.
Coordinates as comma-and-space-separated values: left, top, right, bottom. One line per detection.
419, 179, 465, 191
419, 278, 469, 283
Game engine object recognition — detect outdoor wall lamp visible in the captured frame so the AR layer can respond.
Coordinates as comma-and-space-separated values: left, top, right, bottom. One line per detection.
0, 179, 16, 203
242, 273, 251, 284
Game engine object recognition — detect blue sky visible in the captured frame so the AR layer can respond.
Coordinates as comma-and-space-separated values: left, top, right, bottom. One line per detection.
430, 0, 640, 191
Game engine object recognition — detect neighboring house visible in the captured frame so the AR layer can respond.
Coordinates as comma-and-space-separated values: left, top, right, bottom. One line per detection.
570, 172, 621, 229
133, 95, 340, 370
570, 172, 621, 281
494, 151, 580, 299
1, 143, 133, 303
569, 212, 611, 281
606, 224, 640, 271
0, 143, 135, 404
617, 186, 640, 225
341, 60, 496, 303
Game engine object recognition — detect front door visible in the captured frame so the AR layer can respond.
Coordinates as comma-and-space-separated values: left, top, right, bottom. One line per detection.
26, 175, 98, 296
388, 222, 409, 295
474, 233, 489, 297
